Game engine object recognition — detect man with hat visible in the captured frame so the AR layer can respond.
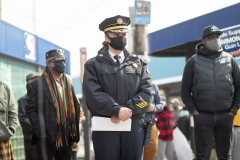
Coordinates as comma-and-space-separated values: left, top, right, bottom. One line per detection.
18, 72, 41, 160
170, 98, 182, 121
181, 25, 240, 159
83, 15, 152, 160
26, 49, 80, 160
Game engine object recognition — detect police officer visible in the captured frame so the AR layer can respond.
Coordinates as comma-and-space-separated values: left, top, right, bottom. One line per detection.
83, 15, 152, 160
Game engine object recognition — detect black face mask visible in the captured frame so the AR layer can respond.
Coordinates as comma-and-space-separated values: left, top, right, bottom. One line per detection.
51, 61, 66, 73
107, 35, 127, 51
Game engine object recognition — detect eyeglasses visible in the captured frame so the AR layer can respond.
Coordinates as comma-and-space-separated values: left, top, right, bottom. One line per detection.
49, 57, 66, 63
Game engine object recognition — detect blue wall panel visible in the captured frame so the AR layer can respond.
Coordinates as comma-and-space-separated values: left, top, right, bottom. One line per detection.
6, 25, 24, 59
147, 57, 186, 81
0, 19, 71, 74
0, 21, 7, 52
72, 77, 82, 95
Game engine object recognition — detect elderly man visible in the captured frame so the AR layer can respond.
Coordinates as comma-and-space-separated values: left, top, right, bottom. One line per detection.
181, 25, 240, 160
0, 81, 17, 160
26, 49, 80, 160
18, 72, 41, 160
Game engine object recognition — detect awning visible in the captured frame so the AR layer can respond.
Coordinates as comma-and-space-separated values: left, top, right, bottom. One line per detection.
148, 3, 240, 57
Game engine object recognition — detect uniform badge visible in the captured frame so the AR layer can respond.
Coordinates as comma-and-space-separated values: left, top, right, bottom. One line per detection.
136, 101, 148, 109
99, 54, 103, 57
133, 63, 138, 68
117, 18, 123, 24
132, 54, 137, 57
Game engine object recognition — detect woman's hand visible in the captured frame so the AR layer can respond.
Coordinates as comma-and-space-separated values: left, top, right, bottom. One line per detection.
118, 107, 132, 121
111, 116, 121, 123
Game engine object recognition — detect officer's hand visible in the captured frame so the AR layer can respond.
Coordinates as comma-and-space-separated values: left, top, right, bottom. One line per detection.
111, 116, 121, 123
119, 107, 132, 121
192, 110, 199, 116
147, 104, 155, 112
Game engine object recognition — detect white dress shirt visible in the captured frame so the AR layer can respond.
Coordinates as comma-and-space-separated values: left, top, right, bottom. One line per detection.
108, 49, 125, 64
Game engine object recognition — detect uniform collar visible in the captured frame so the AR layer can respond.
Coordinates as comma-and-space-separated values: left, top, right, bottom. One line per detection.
108, 49, 124, 60
97, 46, 136, 63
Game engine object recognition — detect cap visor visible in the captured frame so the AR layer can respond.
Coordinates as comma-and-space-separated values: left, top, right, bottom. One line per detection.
204, 31, 223, 38
109, 29, 129, 33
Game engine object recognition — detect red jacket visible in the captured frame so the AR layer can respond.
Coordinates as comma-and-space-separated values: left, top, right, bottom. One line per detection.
156, 105, 175, 141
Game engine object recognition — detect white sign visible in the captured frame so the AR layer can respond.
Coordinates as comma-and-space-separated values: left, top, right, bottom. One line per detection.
24, 32, 36, 61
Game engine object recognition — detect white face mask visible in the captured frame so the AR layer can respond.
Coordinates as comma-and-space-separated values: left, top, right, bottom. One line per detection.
179, 110, 189, 117
205, 38, 221, 52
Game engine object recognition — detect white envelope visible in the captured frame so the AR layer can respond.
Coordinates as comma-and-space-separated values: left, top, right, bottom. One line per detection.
91, 116, 132, 131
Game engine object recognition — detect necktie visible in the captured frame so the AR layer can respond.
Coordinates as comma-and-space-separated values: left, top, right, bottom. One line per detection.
114, 55, 121, 65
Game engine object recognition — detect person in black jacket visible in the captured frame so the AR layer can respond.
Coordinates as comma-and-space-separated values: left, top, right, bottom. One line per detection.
26, 49, 80, 160
181, 25, 240, 160
18, 72, 41, 160
83, 15, 152, 160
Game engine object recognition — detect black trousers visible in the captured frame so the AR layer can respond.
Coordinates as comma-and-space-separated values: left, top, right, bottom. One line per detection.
193, 111, 233, 160
36, 137, 72, 160
92, 118, 146, 160
24, 140, 37, 160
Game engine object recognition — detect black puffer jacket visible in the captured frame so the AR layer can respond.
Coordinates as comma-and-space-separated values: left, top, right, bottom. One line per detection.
83, 47, 152, 120
181, 43, 240, 113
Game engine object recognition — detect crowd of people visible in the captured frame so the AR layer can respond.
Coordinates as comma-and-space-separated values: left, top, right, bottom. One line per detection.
1, 14, 240, 160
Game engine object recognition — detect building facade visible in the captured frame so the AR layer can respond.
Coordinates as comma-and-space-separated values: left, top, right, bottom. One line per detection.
0, 19, 70, 159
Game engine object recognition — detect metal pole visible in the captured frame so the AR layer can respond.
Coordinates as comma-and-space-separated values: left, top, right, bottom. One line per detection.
134, 25, 145, 55
80, 48, 92, 160
82, 93, 92, 160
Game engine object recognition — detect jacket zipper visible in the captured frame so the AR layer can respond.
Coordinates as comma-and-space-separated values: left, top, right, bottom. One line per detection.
213, 58, 217, 112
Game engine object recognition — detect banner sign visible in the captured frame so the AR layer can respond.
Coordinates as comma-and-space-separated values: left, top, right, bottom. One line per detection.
221, 25, 240, 58
133, 1, 151, 25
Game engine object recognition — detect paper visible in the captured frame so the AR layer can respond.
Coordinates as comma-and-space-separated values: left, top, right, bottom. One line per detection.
91, 116, 132, 131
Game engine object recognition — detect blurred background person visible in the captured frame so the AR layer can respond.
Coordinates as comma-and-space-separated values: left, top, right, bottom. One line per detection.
176, 107, 190, 142
156, 95, 176, 160
18, 72, 41, 160
0, 81, 18, 160
170, 98, 183, 121
143, 83, 164, 160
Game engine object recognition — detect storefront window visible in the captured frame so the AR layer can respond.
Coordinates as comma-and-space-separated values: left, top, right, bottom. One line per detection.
0, 55, 36, 108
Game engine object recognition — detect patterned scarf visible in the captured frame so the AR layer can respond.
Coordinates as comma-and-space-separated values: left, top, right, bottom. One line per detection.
43, 68, 76, 150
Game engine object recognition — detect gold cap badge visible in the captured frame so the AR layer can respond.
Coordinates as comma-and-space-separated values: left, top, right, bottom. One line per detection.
117, 18, 123, 24
99, 54, 103, 57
